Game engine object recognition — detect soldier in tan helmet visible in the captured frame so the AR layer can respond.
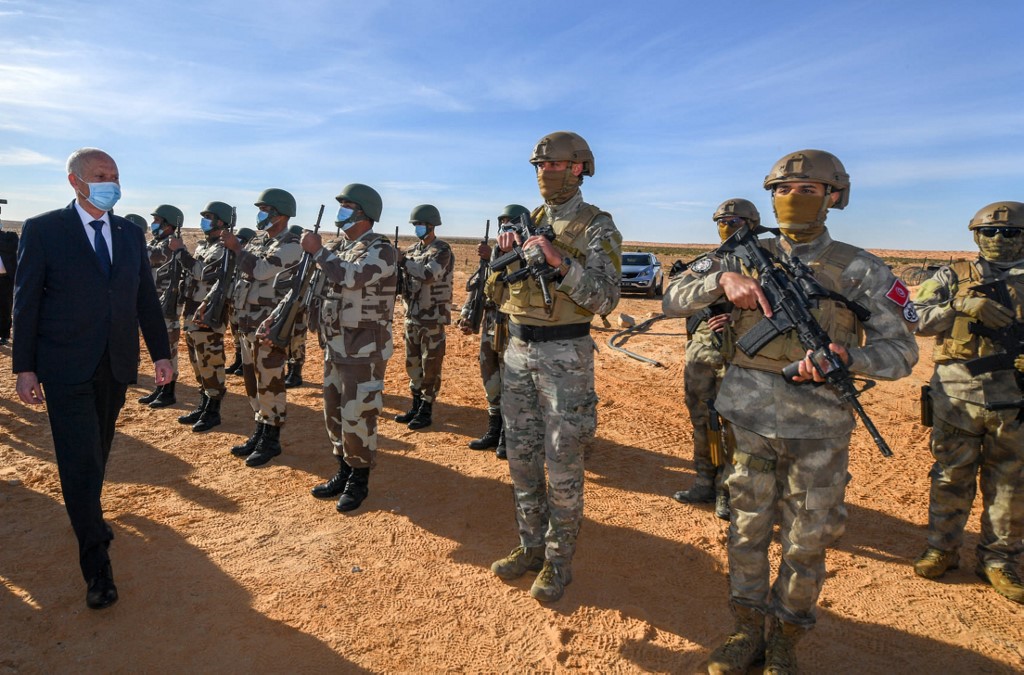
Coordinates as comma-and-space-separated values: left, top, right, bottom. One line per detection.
912, 201, 1024, 605
663, 150, 918, 673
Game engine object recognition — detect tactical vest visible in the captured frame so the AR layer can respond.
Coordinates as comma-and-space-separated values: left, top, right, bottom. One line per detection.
730, 240, 864, 372
322, 233, 398, 326
499, 203, 606, 324
231, 228, 302, 310
933, 259, 1024, 362
184, 240, 226, 304
403, 239, 454, 323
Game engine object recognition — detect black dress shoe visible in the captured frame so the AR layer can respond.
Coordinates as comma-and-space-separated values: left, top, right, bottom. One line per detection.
86, 563, 118, 609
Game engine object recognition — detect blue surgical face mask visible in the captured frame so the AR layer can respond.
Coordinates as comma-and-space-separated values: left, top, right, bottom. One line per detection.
256, 210, 272, 230
414, 224, 428, 239
150, 221, 161, 235
336, 206, 357, 227
200, 217, 214, 233
82, 180, 121, 211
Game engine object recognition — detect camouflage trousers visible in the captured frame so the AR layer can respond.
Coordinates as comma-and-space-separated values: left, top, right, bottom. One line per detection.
683, 358, 725, 487
502, 335, 598, 566
165, 317, 180, 378
479, 326, 504, 416
239, 332, 288, 427
725, 424, 850, 627
183, 324, 226, 400
403, 320, 446, 403
289, 310, 307, 365
927, 403, 1024, 566
323, 357, 387, 470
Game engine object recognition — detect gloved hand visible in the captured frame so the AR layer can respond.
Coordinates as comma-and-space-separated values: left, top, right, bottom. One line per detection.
953, 296, 1015, 329
1015, 354, 1024, 374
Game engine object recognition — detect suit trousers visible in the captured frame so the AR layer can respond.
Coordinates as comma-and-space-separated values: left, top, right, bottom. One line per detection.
42, 350, 127, 581
0, 274, 12, 339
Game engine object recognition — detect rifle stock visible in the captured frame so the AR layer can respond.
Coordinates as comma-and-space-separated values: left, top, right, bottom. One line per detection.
267, 204, 325, 348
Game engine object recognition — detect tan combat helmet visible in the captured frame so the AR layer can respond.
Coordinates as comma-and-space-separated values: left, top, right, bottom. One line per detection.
764, 149, 850, 210
530, 131, 595, 177
968, 201, 1024, 230
713, 198, 761, 227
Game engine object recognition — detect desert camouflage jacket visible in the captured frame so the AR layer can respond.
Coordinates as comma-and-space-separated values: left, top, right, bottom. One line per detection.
402, 237, 454, 325
231, 227, 303, 332
179, 238, 228, 312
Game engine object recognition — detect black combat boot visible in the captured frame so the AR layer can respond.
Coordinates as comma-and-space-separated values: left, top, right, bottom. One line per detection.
468, 413, 502, 450
192, 396, 222, 433
149, 380, 177, 408
394, 392, 422, 423
284, 361, 303, 388
231, 423, 264, 457
138, 385, 162, 405
311, 456, 352, 499
246, 424, 282, 467
336, 467, 370, 512
408, 400, 433, 430
178, 394, 209, 425
225, 350, 243, 375
495, 428, 507, 460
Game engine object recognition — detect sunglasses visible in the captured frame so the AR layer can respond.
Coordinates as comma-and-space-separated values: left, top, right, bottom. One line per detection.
977, 227, 1021, 238
716, 217, 746, 227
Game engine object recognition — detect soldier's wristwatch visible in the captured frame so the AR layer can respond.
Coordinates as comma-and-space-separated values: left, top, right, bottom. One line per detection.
558, 256, 572, 279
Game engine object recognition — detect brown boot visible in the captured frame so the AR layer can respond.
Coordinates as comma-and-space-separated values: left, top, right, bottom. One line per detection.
491, 545, 544, 580
976, 563, 1024, 604
913, 546, 959, 579
763, 616, 805, 675
707, 603, 765, 675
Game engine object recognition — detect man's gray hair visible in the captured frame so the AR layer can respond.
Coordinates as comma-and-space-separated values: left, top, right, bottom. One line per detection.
66, 148, 110, 177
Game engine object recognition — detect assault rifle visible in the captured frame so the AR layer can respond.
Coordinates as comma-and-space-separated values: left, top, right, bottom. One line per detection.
267, 204, 325, 348
198, 208, 248, 330
465, 219, 491, 334
394, 226, 405, 296
963, 279, 1024, 412
160, 222, 184, 320
686, 300, 734, 350
489, 212, 559, 308
717, 225, 893, 457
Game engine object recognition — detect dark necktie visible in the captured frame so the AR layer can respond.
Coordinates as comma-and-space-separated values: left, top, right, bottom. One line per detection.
89, 220, 112, 277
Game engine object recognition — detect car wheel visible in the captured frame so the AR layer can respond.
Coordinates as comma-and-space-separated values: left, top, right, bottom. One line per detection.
645, 281, 656, 298
655, 276, 664, 297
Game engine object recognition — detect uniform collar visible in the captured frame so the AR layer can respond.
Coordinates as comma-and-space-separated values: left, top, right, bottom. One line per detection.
542, 190, 584, 223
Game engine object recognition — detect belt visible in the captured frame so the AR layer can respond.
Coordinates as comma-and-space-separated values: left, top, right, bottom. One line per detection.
733, 450, 776, 473
509, 321, 590, 343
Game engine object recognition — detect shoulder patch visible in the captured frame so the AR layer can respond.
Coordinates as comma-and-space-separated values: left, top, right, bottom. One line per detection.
690, 257, 713, 274
903, 303, 919, 323
885, 279, 910, 307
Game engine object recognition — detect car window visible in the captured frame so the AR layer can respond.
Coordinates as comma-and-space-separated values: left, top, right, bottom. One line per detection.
623, 254, 652, 266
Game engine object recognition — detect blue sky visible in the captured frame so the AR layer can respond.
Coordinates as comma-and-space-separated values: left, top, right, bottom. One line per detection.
1, 0, 1022, 250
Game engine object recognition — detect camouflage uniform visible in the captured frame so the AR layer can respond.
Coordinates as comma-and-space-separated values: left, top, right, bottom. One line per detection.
179, 239, 228, 399
914, 258, 1024, 568
460, 246, 506, 417
231, 228, 303, 426
682, 290, 729, 494
663, 230, 918, 627
309, 231, 398, 468
148, 237, 182, 376
495, 191, 622, 568
401, 238, 454, 404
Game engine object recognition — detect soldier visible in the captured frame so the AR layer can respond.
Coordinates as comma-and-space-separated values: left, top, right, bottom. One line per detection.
222, 189, 303, 467
671, 199, 760, 521
393, 204, 454, 430
457, 204, 530, 459
173, 201, 233, 433
912, 201, 1024, 605
124, 213, 148, 232
138, 204, 185, 408
489, 131, 622, 603
663, 150, 918, 673
289, 183, 398, 512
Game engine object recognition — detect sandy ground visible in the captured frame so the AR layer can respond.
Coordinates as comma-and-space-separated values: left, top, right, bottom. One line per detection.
1, 239, 1022, 673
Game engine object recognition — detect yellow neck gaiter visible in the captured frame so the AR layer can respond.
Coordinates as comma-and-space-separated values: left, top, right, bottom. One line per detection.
538, 168, 580, 205
774, 192, 827, 243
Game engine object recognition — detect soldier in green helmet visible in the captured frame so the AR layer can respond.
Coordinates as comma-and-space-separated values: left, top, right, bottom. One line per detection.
394, 203, 455, 431
173, 201, 235, 433
912, 200, 1024, 605
457, 203, 531, 459
124, 213, 148, 232
221, 188, 303, 467
138, 204, 185, 408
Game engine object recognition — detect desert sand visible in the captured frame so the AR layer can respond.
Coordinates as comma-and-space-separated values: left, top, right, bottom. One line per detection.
1, 238, 1021, 673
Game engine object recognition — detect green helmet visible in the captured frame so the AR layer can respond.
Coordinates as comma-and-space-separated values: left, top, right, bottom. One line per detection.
968, 201, 1024, 230
763, 149, 850, 210
236, 227, 257, 245
335, 183, 382, 223
499, 204, 531, 222
288, 224, 305, 236
713, 198, 761, 227
410, 204, 442, 227
151, 204, 184, 228
530, 131, 595, 177
124, 213, 148, 231
201, 201, 233, 227
254, 188, 296, 217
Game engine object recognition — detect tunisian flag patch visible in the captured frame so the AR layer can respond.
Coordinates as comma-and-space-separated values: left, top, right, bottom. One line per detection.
886, 279, 911, 307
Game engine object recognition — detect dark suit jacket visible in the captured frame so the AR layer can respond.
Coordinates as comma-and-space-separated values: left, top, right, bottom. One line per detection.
13, 201, 170, 385
0, 229, 17, 276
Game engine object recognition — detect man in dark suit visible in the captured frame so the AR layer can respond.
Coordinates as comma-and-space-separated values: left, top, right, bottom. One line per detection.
13, 147, 172, 609
0, 198, 15, 345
